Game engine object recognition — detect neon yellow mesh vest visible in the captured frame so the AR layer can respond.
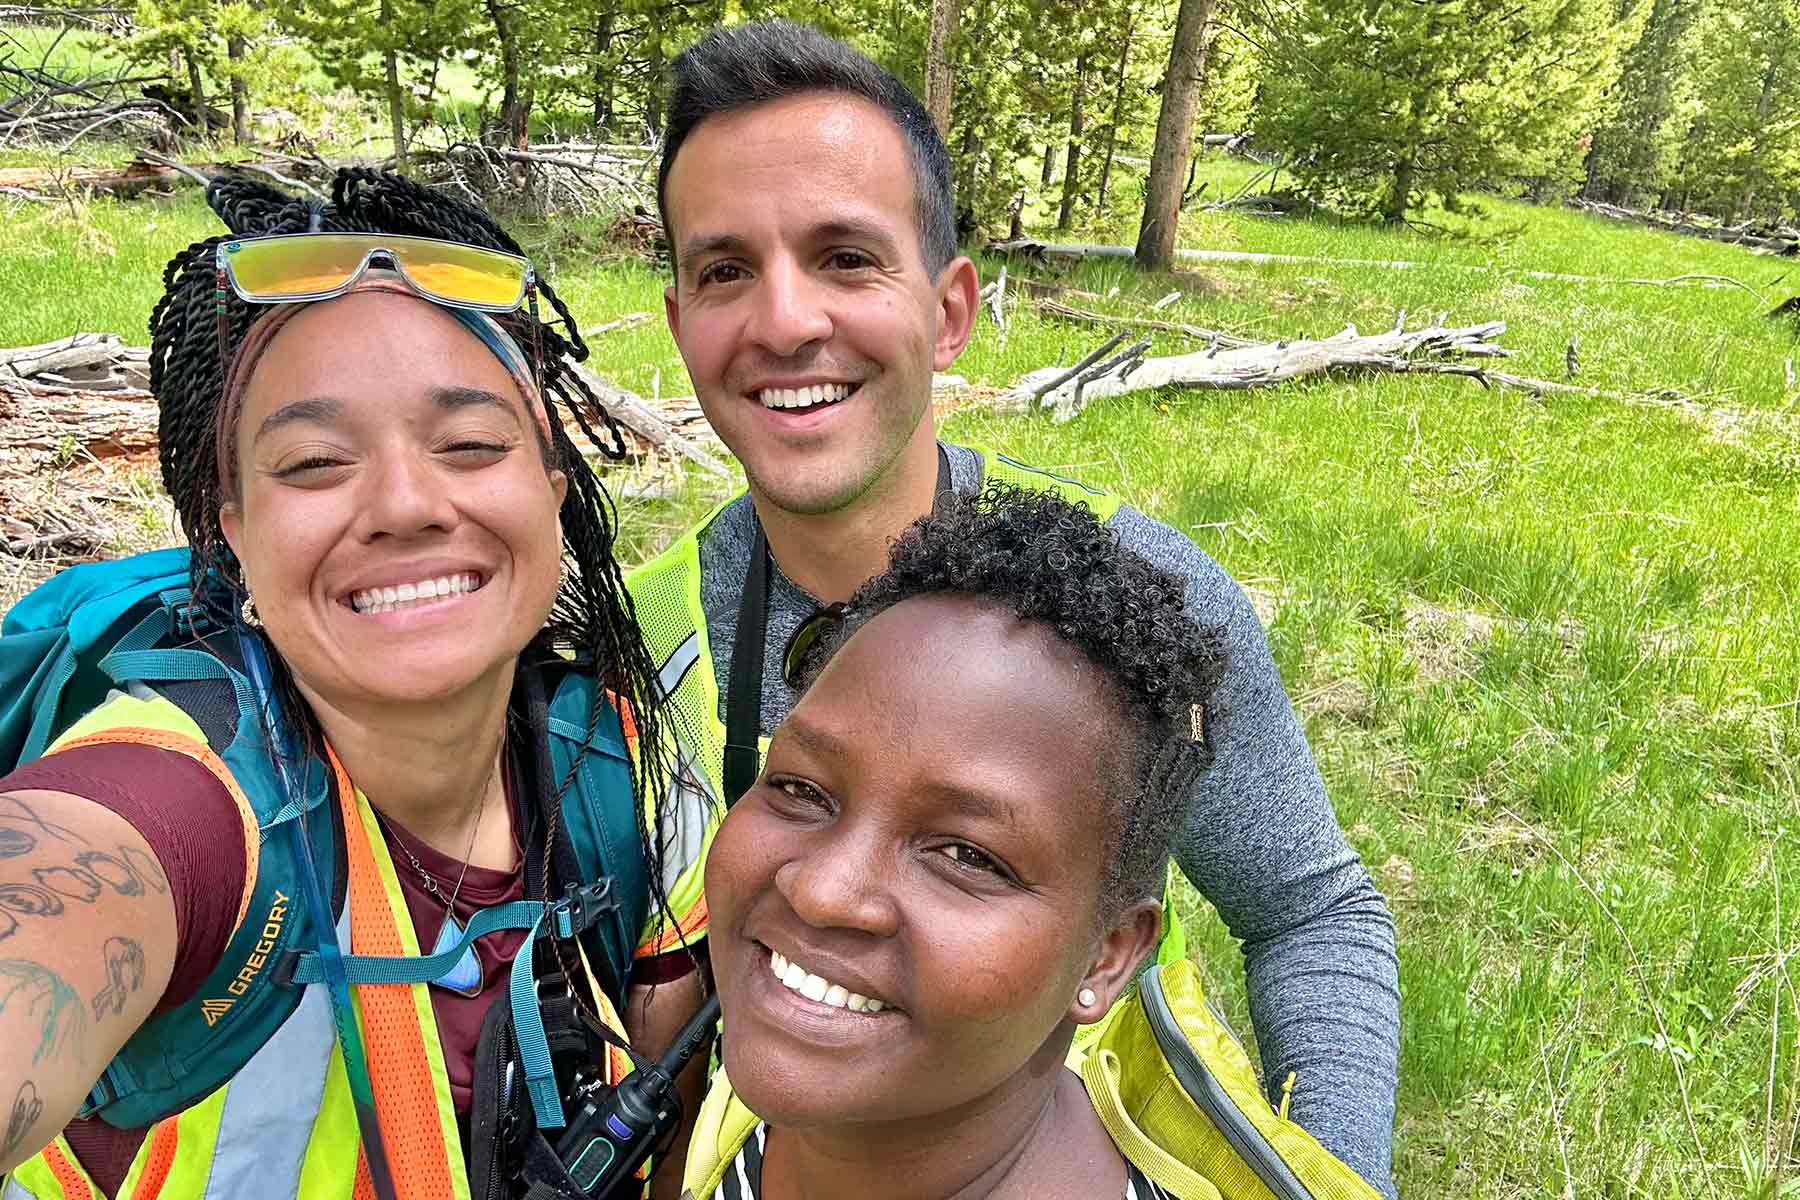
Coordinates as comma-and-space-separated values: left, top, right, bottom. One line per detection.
678, 961, 1382, 1200
623, 444, 1187, 967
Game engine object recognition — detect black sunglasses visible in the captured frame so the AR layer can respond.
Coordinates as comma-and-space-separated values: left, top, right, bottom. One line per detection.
782, 602, 849, 687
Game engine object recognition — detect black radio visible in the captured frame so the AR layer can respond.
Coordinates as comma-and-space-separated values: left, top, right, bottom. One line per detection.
552, 993, 721, 1195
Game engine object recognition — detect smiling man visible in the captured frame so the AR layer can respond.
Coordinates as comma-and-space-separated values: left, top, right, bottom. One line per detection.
626, 20, 1401, 1198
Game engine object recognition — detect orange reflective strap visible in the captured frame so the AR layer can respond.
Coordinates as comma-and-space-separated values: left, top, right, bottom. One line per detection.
326, 747, 464, 1200
637, 893, 708, 958
130, 1117, 179, 1200
41, 1142, 94, 1200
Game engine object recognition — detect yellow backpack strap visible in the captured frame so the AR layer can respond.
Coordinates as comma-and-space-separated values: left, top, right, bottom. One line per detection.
1083, 961, 1383, 1200
968, 444, 1124, 522
679, 1070, 762, 1199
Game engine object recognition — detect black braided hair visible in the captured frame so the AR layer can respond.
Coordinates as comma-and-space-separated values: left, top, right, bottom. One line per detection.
149, 168, 681, 973
793, 483, 1227, 923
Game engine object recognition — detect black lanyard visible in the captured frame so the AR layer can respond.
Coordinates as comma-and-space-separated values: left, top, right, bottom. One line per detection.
722, 448, 951, 805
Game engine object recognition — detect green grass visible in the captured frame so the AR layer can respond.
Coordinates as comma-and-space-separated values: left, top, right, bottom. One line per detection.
4, 161, 1799, 1197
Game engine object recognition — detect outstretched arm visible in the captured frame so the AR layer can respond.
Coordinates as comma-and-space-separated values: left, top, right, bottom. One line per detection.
1110, 507, 1402, 1199
0, 789, 177, 1173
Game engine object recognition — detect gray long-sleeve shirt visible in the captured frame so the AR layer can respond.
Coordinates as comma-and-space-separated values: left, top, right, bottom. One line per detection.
695, 442, 1401, 1197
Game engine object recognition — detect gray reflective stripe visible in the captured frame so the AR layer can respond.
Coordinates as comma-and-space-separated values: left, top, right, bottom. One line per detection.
657, 632, 702, 702
201, 904, 348, 1200
3, 1175, 39, 1199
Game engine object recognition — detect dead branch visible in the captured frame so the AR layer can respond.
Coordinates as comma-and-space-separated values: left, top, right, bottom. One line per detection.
580, 312, 653, 338
565, 360, 732, 480
1013, 315, 1510, 423
1034, 297, 1256, 349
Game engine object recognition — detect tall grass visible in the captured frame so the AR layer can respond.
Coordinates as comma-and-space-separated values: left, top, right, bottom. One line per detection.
2, 160, 1797, 1196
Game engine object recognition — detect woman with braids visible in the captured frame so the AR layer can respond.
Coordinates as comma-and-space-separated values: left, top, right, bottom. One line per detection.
0, 170, 710, 1200
682, 483, 1234, 1200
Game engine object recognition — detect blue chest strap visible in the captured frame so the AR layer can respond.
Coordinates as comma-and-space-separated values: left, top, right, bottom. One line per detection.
278, 879, 619, 1132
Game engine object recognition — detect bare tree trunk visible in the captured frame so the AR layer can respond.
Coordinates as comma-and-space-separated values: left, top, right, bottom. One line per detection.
183, 48, 207, 138
1742, 59, 1779, 218
591, 8, 615, 132
484, 0, 529, 148
924, 0, 959, 136
1096, 17, 1134, 213
384, 48, 406, 166
1057, 52, 1089, 231
226, 35, 250, 143
644, 19, 665, 132
1384, 157, 1412, 224
1041, 143, 1057, 188
1135, 0, 1215, 270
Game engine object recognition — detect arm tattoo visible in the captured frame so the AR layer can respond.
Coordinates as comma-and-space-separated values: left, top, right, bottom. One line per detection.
0, 829, 32, 860
0, 797, 86, 847
2, 1080, 44, 1163
92, 937, 146, 1020
0, 959, 88, 1065
74, 851, 143, 897
120, 845, 168, 895
31, 866, 101, 905
0, 884, 62, 919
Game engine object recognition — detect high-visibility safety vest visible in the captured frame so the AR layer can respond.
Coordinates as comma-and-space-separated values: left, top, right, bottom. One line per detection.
623, 444, 1187, 970
678, 961, 1383, 1200
3, 686, 637, 1200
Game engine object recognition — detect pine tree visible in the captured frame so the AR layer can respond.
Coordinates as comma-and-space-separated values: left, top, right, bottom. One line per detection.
1667, 0, 1800, 218
1257, 0, 1644, 220
1583, 0, 1706, 205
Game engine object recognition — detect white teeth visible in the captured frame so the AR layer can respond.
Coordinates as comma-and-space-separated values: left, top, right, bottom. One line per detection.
766, 947, 886, 1015
758, 383, 852, 410
350, 572, 481, 614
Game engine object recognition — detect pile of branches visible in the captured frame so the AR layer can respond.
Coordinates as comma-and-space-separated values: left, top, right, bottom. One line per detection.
0, 27, 184, 155
1569, 197, 1800, 256
0, 331, 729, 483
419, 140, 657, 218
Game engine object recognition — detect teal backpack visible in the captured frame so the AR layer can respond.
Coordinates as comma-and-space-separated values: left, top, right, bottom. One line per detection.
0, 548, 649, 1131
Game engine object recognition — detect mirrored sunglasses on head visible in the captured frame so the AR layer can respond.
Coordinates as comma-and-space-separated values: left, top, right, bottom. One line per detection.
216, 232, 535, 312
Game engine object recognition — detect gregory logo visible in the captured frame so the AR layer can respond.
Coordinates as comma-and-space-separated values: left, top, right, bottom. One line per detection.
201, 890, 289, 1025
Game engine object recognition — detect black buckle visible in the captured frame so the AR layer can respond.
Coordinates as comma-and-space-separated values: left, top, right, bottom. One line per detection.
546, 880, 617, 940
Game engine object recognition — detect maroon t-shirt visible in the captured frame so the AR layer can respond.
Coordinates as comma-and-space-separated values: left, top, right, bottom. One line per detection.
5, 742, 528, 1195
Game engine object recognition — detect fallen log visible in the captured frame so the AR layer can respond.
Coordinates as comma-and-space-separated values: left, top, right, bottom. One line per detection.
1568, 198, 1799, 256
0, 158, 294, 199
1013, 314, 1509, 423
4, 333, 149, 391
565, 361, 732, 481
986, 238, 1768, 294
0, 374, 159, 470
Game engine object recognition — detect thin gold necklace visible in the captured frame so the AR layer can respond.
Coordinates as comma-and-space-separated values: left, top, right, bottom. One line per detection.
381, 763, 496, 996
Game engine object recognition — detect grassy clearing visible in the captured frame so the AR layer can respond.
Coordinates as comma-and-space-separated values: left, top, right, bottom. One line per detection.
3, 160, 1798, 1197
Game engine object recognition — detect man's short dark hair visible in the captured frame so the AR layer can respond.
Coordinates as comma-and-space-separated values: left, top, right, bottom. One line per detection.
658, 20, 957, 275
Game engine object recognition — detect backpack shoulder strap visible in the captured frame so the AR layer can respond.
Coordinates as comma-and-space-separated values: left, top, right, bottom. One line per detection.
544, 666, 647, 999
1081, 961, 1382, 1200
680, 1071, 762, 1200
